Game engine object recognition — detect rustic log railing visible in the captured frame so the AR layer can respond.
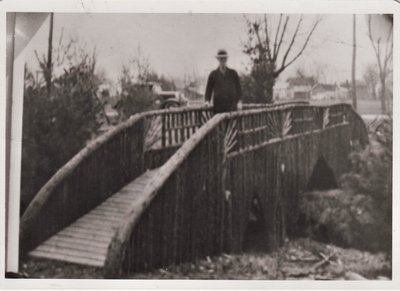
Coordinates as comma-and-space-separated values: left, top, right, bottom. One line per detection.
20, 106, 213, 253
19, 101, 311, 254
104, 113, 227, 276
104, 103, 367, 277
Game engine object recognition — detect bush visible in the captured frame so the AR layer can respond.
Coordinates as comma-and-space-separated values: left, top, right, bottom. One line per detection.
341, 119, 392, 221
340, 118, 392, 253
299, 190, 380, 251
21, 61, 103, 212
299, 118, 392, 254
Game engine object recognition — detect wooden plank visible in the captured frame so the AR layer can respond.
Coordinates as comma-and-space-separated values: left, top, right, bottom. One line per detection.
60, 226, 114, 239
84, 212, 123, 222
39, 238, 108, 255
105, 195, 145, 204
89, 208, 126, 219
91, 205, 128, 215
54, 231, 111, 244
33, 244, 106, 261
30, 249, 104, 267
70, 219, 118, 231
101, 198, 135, 207
43, 234, 110, 249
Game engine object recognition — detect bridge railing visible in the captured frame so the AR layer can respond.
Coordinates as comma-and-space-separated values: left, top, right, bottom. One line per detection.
104, 103, 355, 276
222, 103, 354, 251
223, 103, 351, 157
20, 106, 212, 253
105, 113, 227, 276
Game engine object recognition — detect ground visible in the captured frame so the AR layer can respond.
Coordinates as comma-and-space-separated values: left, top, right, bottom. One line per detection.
20, 238, 390, 279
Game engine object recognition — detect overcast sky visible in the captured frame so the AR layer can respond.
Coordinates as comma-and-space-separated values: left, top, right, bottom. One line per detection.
24, 13, 387, 87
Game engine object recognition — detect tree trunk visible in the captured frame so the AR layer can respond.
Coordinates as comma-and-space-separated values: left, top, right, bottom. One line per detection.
251, 63, 275, 104
380, 76, 387, 114
45, 13, 54, 97
372, 85, 378, 100
265, 81, 274, 103
351, 14, 357, 110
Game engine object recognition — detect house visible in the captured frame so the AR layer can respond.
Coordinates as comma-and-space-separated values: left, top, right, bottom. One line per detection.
311, 83, 341, 100
286, 76, 314, 100
340, 80, 369, 99
273, 81, 290, 100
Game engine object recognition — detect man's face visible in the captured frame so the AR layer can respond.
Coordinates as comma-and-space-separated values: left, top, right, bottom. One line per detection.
217, 57, 227, 66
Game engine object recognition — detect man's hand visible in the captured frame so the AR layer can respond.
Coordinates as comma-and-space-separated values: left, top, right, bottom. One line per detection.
237, 101, 243, 110
204, 101, 211, 107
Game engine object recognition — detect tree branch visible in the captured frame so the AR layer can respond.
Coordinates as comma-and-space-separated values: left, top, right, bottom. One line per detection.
367, 15, 383, 74
276, 16, 320, 76
274, 15, 290, 62
278, 16, 303, 73
263, 15, 273, 61
253, 21, 269, 63
383, 26, 393, 71
272, 14, 283, 59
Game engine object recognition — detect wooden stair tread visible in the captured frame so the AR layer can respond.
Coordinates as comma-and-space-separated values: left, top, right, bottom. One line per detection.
43, 234, 110, 249
41, 239, 108, 254
32, 244, 107, 260
28, 168, 159, 268
30, 249, 104, 267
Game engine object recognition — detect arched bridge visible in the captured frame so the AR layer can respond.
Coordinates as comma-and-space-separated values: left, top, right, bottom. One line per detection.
20, 101, 368, 277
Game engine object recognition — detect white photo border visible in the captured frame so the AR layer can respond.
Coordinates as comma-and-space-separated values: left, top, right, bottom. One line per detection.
0, 0, 399, 290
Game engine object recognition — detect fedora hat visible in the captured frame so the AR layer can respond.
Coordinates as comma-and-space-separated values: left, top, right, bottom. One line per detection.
215, 49, 228, 58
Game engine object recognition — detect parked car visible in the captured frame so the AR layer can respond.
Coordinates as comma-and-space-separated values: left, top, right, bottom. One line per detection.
146, 82, 188, 109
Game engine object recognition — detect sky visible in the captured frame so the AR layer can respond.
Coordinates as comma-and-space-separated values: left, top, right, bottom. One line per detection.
24, 13, 389, 88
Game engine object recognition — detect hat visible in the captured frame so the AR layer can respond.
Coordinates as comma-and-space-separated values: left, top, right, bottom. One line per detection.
215, 49, 228, 58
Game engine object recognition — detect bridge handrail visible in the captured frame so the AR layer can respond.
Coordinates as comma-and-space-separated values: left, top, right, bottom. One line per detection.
242, 100, 309, 109
104, 102, 344, 276
105, 112, 226, 276
20, 106, 212, 252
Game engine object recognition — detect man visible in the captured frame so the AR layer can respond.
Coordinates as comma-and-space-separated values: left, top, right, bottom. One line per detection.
205, 49, 242, 113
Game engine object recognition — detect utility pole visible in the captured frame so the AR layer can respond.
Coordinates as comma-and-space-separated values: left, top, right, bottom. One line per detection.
351, 14, 357, 110
46, 13, 54, 97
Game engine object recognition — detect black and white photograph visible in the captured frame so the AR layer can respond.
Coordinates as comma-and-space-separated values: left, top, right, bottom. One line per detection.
1, 0, 399, 288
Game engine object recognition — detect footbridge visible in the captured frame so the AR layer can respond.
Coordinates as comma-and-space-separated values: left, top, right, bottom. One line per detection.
19, 101, 368, 277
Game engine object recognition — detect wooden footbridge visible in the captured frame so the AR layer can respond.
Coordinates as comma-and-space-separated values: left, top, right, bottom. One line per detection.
20, 101, 368, 277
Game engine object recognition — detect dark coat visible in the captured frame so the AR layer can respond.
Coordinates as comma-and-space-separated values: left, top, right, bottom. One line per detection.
205, 67, 242, 113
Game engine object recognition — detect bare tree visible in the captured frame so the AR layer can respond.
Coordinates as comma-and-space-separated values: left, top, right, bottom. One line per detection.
128, 45, 151, 84
367, 15, 393, 114
363, 63, 379, 100
243, 14, 321, 103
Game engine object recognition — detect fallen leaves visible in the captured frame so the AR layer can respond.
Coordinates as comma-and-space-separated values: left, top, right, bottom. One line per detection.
129, 238, 390, 280
21, 238, 390, 279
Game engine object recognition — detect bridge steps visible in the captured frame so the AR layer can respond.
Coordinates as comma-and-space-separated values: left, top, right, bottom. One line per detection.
28, 168, 159, 267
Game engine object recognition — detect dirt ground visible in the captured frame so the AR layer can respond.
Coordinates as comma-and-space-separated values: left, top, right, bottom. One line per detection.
20, 238, 391, 280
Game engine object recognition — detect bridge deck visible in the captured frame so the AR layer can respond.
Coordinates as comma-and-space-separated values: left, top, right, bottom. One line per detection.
29, 168, 159, 267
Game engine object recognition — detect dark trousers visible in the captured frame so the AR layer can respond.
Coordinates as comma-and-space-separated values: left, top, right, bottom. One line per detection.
213, 103, 238, 114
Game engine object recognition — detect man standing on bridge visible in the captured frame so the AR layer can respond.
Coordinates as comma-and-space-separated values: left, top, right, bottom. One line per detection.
205, 49, 242, 113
